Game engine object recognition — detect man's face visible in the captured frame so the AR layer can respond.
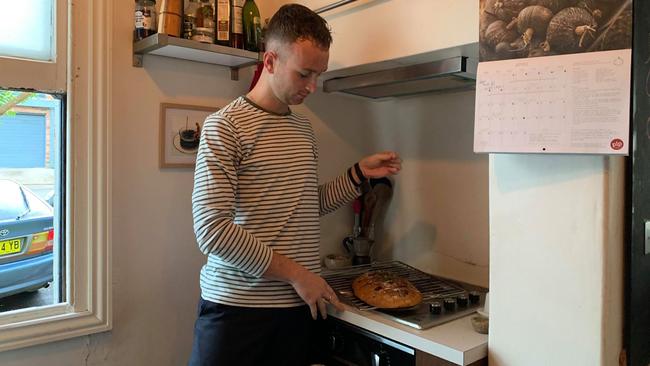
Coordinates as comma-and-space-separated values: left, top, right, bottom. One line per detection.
269, 38, 329, 105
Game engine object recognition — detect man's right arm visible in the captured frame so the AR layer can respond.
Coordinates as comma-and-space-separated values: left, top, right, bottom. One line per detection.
192, 114, 273, 278
264, 252, 344, 319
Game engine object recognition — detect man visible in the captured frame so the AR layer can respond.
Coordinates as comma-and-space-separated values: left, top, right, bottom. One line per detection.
189, 4, 401, 365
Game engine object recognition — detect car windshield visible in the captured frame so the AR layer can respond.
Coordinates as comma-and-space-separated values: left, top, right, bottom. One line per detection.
0, 180, 29, 221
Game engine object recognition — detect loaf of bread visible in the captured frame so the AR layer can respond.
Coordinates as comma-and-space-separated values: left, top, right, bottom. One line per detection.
352, 271, 422, 309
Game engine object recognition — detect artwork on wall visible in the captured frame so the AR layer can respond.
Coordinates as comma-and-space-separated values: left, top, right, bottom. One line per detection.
159, 103, 218, 168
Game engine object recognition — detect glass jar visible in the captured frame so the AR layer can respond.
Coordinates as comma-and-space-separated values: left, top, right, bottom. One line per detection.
183, 0, 201, 39
134, 0, 157, 42
191, 27, 215, 43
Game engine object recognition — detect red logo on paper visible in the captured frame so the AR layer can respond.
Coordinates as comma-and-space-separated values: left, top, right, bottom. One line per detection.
610, 138, 624, 150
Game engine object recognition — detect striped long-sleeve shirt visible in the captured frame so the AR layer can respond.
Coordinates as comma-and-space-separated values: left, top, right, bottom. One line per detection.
192, 96, 360, 307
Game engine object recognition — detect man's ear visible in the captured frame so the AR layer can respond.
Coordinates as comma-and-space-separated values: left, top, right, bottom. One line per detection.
263, 51, 276, 74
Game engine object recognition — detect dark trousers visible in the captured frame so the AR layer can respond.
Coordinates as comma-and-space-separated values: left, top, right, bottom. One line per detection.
188, 299, 326, 366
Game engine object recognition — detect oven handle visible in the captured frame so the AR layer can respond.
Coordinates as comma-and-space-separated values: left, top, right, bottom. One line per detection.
348, 323, 415, 355
371, 350, 390, 366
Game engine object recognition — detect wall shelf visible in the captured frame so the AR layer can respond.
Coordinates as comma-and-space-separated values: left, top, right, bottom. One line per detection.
132, 33, 261, 80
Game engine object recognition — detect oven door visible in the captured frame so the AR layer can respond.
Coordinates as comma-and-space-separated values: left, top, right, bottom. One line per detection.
323, 318, 416, 366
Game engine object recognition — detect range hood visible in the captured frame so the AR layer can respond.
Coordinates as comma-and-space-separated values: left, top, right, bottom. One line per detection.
322, 56, 477, 99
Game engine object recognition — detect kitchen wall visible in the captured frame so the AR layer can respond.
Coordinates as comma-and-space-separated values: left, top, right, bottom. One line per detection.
489, 155, 625, 366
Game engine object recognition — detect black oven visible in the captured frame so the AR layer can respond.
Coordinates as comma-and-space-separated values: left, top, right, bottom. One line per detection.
322, 318, 416, 366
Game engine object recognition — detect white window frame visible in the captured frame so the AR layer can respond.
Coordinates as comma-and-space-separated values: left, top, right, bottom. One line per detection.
0, 0, 112, 351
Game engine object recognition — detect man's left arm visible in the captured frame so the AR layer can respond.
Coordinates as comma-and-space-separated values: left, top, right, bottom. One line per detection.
317, 151, 402, 216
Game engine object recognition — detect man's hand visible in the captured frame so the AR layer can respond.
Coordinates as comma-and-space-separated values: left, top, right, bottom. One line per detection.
290, 268, 345, 320
264, 252, 344, 320
359, 151, 402, 179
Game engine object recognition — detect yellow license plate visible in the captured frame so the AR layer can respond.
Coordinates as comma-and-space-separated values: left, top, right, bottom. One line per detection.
0, 239, 22, 256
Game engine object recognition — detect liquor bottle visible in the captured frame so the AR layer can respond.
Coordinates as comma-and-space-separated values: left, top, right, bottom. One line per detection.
134, 0, 157, 42
215, 0, 231, 46
242, 0, 261, 52
230, 0, 244, 49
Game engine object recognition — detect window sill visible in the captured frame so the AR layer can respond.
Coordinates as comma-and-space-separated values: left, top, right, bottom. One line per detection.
0, 303, 111, 351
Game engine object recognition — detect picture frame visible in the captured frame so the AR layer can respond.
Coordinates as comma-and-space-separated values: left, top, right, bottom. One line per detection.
159, 103, 218, 168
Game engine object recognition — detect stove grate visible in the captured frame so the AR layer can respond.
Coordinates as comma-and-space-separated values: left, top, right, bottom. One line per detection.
322, 261, 467, 310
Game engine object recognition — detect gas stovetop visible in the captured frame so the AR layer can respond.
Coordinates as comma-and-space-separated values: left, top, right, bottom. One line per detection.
322, 261, 487, 330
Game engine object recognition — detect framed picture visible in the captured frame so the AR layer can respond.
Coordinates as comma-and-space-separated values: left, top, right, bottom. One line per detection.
159, 103, 218, 168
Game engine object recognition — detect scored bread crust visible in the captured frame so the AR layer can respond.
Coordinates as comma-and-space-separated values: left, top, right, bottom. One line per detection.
352, 271, 422, 309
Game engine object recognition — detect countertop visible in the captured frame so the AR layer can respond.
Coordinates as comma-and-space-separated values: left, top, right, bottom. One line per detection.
327, 303, 488, 365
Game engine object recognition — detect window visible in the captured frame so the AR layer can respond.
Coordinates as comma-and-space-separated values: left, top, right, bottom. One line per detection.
0, 0, 111, 351
0, 0, 55, 61
0, 90, 64, 314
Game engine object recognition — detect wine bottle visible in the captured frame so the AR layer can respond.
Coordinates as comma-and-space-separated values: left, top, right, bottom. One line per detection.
230, 0, 244, 49
242, 0, 261, 52
215, 0, 231, 46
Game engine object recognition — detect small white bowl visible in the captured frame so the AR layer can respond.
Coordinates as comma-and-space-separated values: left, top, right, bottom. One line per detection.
324, 254, 352, 269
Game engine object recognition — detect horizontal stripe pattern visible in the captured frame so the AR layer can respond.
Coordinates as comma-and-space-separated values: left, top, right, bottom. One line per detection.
192, 96, 359, 308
